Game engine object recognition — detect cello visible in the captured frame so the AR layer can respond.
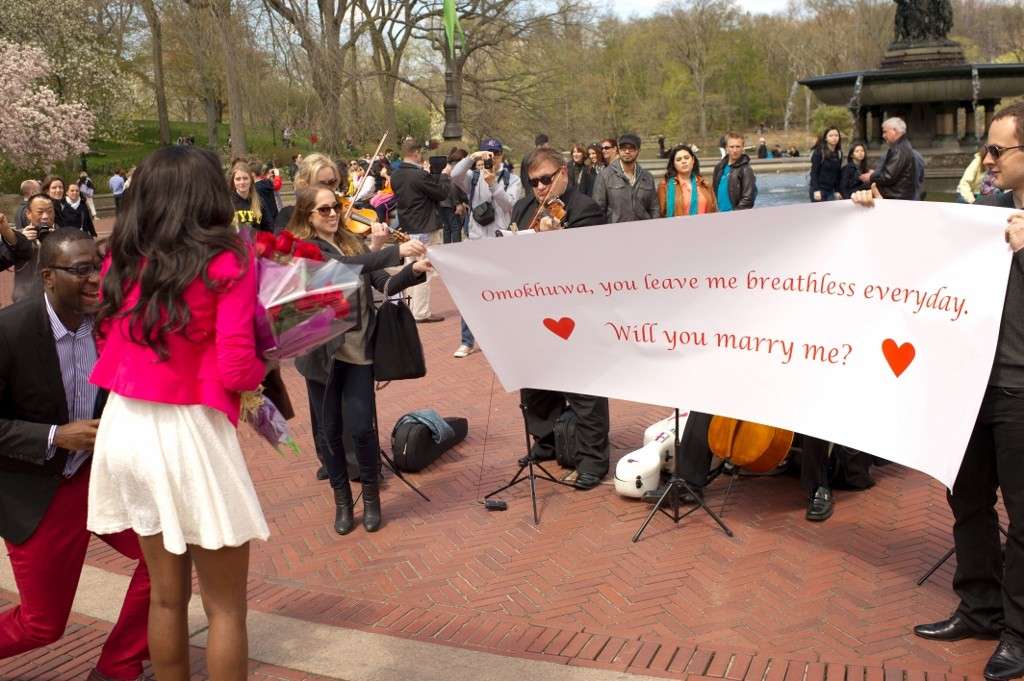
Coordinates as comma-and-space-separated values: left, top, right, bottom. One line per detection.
706, 416, 794, 473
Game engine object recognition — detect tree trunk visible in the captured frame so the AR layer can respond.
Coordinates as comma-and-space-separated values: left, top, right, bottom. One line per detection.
139, 0, 171, 146
380, 76, 398, 137
783, 80, 799, 131
210, 0, 247, 157
205, 97, 219, 148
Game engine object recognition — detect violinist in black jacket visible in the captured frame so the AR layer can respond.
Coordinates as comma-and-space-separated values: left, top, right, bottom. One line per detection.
511, 147, 610, 490
285, 185, 428, 535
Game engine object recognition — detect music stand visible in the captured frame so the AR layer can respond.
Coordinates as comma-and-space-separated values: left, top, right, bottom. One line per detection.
484, 403, 575, 525
916, 525, 1008, 586
632, 409, 734, 542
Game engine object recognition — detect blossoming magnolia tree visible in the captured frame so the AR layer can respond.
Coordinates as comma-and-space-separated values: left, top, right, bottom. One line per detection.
0, 39, 95, 168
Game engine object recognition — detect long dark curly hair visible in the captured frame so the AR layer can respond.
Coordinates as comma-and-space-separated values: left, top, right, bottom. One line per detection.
97, 146, 246, 360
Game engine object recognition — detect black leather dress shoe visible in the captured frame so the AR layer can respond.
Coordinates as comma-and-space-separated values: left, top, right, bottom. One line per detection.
573, 472, 603, 490
914, 613, 1000, 642
986, 639, 1024, 681
806, 486, 833, 522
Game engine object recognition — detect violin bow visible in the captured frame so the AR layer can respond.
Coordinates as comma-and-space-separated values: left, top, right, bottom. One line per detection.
344, 130, 389, 225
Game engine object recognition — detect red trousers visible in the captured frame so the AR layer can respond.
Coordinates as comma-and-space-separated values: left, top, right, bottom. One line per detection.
0, 465, 150, 679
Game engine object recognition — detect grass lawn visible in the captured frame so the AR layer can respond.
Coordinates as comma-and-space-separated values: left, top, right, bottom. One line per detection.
1, 120, 319, 194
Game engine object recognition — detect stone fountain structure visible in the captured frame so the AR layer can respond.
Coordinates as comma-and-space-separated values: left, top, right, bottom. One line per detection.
801, 0, 1024, 161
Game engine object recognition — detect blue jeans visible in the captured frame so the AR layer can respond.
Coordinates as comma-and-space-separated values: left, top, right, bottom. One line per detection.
460, 318, 475, 347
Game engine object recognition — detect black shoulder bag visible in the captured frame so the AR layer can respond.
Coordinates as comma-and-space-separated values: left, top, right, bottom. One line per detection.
372, 276, 426, 381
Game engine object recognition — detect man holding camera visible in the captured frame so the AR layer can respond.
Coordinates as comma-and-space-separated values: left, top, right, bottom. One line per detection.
0, 212, 32, 275
390, 137, 451, 323
13, 193, 57, 302
450, 138, 524, 358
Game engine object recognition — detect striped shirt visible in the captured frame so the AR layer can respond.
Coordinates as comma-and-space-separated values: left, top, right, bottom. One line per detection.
44, 294, 98, 477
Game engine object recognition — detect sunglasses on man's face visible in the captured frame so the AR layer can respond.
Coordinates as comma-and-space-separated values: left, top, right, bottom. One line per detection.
985, 144, 1024, 161
528, 173, 558, 188
315, 203, 341, 217
601, 145, 615, 151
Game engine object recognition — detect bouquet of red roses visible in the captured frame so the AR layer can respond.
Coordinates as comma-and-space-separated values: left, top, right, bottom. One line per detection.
250, 230, 362, 360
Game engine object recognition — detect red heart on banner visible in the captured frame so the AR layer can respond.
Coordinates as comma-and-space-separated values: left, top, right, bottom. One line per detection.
882, 339, 915, 377
543, 317, 575, 340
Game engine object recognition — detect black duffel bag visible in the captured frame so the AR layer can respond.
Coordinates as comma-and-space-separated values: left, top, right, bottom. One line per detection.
391, 416, 468, 472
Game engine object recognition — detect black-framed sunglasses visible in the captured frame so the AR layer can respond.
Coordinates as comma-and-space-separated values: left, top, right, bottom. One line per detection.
50, 262, 101, 278
601, 145, 615, 151
985, 144, 1024, 160
528, 173, 558, 188
319, 177, 340, 187
314, 203, 341, 217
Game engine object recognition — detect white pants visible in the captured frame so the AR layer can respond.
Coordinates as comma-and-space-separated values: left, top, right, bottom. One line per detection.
407, 229, 442, 320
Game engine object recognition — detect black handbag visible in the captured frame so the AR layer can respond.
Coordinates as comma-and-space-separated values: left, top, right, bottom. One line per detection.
372, 278, 426, 381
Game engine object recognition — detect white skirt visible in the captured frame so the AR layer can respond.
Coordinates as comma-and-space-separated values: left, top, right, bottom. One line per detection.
87, 393, 270, 555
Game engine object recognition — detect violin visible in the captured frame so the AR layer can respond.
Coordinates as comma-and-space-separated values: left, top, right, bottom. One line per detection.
337, 193, 409, 243
528, 197, 568, 231
706, 416, 794, 473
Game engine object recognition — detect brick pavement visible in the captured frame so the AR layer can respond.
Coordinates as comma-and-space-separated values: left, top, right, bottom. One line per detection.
0, 230, 1005, 680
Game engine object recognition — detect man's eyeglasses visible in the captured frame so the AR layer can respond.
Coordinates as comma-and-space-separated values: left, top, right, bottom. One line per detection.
528, 173, 558, 188
50, 263, 100, 278
619, 144, 638, 152
601, 145, 615, 151
314, 203, 341, 217
985, 144, 1024, 161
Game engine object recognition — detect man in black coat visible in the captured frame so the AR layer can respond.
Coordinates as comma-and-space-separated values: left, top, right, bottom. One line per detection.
13, 193, 58, 302
860, 117, 917, 200
0, 228, 150, 681
511, 147, 610, 490
853, 101, 1024, 681
390, 136, 451, 323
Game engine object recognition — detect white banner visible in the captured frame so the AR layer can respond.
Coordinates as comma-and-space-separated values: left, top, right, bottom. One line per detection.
430, 201, 1016, 488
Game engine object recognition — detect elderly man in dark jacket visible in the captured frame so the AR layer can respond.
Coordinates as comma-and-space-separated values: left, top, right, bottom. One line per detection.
712, 133, 757, 211
861, 117, 918, 200
592, 133, 659, 223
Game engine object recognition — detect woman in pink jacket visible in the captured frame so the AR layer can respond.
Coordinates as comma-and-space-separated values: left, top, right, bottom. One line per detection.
87, 146, 267, 680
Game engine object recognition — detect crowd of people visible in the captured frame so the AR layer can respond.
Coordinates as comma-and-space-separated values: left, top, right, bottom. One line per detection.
0, 102, 1023, 680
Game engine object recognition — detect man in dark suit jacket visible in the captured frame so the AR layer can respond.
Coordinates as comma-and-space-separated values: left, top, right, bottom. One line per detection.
0, 228, 150, 681
511, 147, 611, 491
853, 101, 1024, 681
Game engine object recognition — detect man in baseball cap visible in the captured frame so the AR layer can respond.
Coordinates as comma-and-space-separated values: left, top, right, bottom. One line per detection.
592, 132, 659, 223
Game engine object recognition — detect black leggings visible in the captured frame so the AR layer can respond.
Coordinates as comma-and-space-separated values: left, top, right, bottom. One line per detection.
305, 360, 379, 487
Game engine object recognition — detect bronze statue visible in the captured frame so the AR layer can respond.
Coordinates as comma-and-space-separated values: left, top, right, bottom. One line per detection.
894, 0, 954, 44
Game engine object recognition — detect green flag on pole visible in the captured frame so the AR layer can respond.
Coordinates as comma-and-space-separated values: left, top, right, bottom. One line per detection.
443, 0, 463, 58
